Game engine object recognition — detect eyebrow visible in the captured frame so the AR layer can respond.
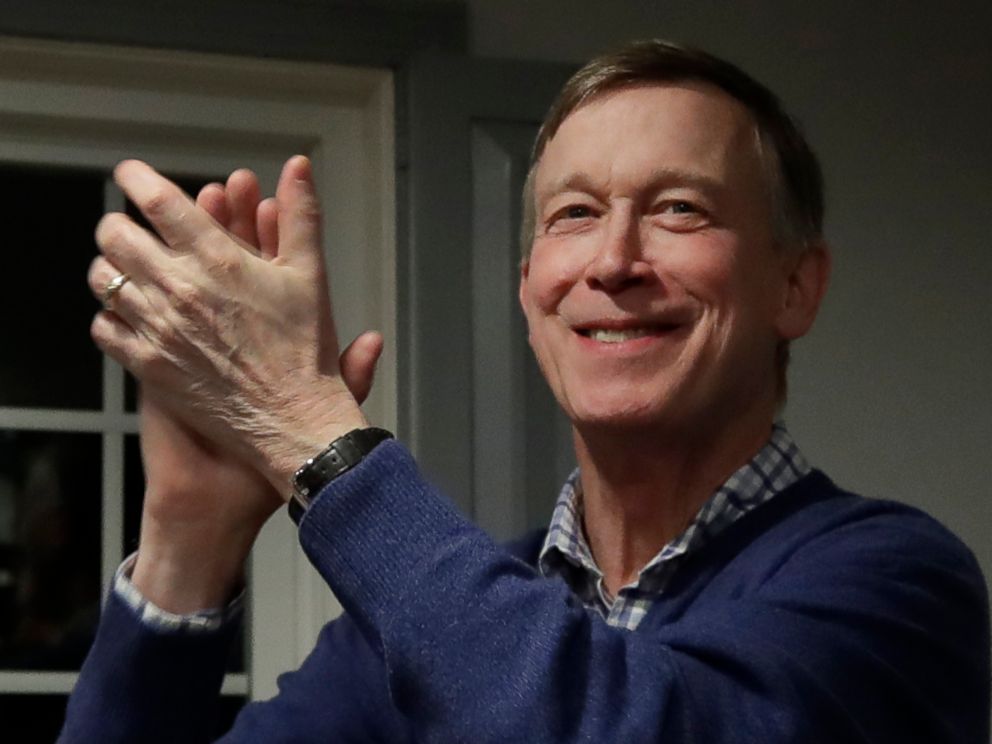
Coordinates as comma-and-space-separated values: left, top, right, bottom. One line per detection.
536, 167, 725, 206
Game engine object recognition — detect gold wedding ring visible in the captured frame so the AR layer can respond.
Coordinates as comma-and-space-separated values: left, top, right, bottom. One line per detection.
102, 273, 130, 310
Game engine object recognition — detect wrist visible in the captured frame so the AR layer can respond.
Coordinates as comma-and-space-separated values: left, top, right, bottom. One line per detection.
132, 512, 259, 614
258, 393, 370, 501
287, 426, 394, 524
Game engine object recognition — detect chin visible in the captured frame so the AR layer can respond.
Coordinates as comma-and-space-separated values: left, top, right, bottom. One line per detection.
566, 392, 678, 433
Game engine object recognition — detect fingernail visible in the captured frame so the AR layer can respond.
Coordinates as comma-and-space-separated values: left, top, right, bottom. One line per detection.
292, 155, 312, 181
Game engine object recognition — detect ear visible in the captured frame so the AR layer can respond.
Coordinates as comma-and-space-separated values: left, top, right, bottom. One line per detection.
518, 258, 530, 312
774, 241, 831, 341
518, 258, 539, 347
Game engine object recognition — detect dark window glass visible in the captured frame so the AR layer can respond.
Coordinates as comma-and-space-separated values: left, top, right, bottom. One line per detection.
0, 164, 105, 409
0, 694, 69, 743
0, 693, 245, 741
123, 434, 245, 673
214, 695, 248, 738
124, 372, 139, 414
123, 434, 144, 556
0, 430, 101, 670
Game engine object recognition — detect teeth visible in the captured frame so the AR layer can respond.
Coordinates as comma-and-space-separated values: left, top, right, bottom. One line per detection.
587, 328, 656, 343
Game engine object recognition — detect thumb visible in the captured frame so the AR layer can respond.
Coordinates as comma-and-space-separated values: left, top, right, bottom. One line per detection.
276, 155, 323, 267
339, 331, 383, 405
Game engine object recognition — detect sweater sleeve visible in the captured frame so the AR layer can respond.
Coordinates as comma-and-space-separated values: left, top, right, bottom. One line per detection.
60, 561, 410, 743
214, 611, 412, 743
299, 440, 991, 744
59, 588, 240, 743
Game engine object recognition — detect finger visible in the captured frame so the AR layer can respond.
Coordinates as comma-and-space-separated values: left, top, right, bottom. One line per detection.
95, 211, 170, 283
275, 155, 323, 267
87, 256, 158, 336
196, 183, 229, 226
225, 169, 262, 247
256, 197, 278, 260
90, 308, 155, 380
339, 331, 383, 405
113, 160, 221, 254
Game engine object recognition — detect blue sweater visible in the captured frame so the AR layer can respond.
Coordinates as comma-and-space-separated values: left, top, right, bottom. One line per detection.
61, 441, 990, 742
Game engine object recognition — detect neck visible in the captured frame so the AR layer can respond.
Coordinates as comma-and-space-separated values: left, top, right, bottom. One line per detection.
573, 408, 775, 597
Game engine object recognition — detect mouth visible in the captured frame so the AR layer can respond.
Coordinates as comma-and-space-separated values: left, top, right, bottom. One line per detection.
572, 323, 682, 344
574, 323, 683, 344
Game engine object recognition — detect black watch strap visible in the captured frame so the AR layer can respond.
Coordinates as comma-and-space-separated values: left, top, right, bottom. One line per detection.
288, 427, 393, 525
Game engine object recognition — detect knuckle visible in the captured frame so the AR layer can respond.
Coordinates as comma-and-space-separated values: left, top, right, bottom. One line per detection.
141, 187, 174, 221
206, 249, 243, 279
95, 213, 131, 256
298, 198, 323, 226
150, 318, 183, 357
168, 280, 201, 316
137, 346, 168, 379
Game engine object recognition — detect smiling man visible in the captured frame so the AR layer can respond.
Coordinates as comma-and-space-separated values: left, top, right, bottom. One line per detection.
520, 80, 828, 603
63, 41, 988, 743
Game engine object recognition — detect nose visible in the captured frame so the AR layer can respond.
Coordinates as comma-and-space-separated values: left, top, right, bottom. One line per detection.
585, 206, 652, 292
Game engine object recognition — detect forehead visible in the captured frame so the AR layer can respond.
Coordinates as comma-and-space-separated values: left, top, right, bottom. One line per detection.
535, 82, 765, 199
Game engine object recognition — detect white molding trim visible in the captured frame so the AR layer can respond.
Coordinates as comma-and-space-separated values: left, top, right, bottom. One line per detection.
0, 671, 248, 696
0, 408, 138, 432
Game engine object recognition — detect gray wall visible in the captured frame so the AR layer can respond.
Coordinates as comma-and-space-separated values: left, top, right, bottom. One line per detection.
470, 1, 992, 590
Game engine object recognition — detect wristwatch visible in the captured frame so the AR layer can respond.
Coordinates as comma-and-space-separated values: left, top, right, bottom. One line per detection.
288, 427, 394, 525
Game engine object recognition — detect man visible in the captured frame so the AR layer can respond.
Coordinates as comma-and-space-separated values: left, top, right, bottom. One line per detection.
62, 40, 988, 742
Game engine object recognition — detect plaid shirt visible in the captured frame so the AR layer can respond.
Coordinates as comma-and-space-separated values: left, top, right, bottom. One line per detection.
538, 424, 810, 630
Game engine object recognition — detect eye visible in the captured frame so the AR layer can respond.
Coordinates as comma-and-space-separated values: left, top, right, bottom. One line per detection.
668, 201, 697, 214
564, 205, 593, 219
545, 203, 598, 234
654, 199, 709, 231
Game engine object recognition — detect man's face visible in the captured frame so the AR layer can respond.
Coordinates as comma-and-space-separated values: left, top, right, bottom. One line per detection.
520, 83, 796, 436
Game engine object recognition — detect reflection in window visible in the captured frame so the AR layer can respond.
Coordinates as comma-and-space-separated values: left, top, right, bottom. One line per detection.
0, 431, 101, 670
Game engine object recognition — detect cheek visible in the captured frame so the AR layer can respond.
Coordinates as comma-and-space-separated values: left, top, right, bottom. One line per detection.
663, 246, 768, 353
522, 252, 578, 312
662, 246, 738, 309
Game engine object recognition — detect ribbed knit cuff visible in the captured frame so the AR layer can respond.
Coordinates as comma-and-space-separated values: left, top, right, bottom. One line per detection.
114, 553, 244, 633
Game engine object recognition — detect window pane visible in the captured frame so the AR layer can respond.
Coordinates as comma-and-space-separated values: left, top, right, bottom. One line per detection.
124, 435, 245, 673
215, 695, 248, 738
0, 430, 101, 670
0, 694, 244, 741
123, 434, 143, 556
0, 694, 68, 743
124, 372, 139, 414
0, 164, 105, 409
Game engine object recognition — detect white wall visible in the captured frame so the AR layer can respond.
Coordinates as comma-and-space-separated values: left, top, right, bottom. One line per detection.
469, 1, 992, 589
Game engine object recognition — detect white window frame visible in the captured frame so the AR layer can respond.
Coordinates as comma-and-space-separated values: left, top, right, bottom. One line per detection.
0, 36, 395, 702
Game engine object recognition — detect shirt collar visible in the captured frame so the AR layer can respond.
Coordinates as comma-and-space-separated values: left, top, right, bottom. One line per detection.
538, 423, 810, 596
